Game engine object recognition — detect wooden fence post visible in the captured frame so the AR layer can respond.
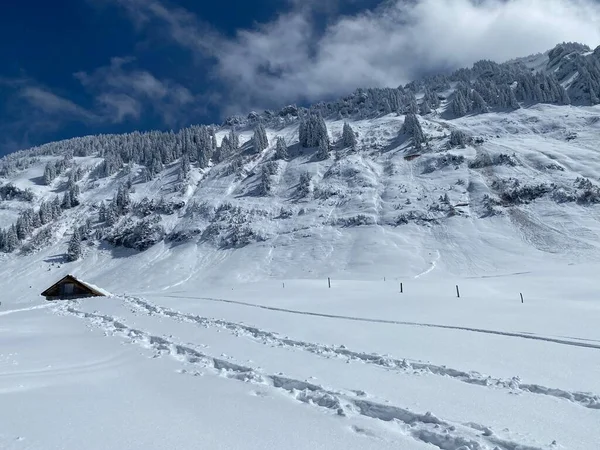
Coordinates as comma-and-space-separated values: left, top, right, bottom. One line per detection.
328, 277, 331, 289
456, 285, 460, 298
520, 293, 524, 304
400, 282, 403, 293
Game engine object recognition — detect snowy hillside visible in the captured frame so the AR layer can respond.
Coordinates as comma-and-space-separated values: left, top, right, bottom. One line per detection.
1, 43, 600, 450
1, 104, 600, 284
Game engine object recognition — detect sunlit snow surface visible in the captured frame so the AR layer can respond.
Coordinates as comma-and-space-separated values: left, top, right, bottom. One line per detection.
1, 104, 600, 449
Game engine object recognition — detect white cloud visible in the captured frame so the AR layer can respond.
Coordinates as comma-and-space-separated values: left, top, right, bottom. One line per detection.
109, 0, 600, 115
97, 93, 141, 122
75, 57, 196, 126
215, 0, 600, 113
20, 87, 98, 121
0, 82, 100, 154
0, 57, 200, 154
102, 0, 217, 54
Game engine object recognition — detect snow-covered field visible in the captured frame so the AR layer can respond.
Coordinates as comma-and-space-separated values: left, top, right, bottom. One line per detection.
1, 232, 600, 450
2, 101, 600, 449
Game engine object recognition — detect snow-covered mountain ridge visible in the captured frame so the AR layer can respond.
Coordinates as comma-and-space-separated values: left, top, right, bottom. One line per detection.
1, 42, 600, 289
4, 43, 600, 450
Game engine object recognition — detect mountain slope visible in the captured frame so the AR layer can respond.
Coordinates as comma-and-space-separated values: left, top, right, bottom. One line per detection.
2, 44, 600, 450
0, 43, 599, 291
0, 103, 600, 293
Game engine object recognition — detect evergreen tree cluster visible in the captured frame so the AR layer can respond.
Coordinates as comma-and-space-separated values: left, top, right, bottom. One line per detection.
62, 183, 80, 209
98, 184, 132, 227
0, 42, 597, 186
0, 197, 63, 253
299, 113, 330, 149
449, 130, 471, 148
325, 87, 422, 118
513, 73, 570, 105
257, 161, 279, 196
0, 183, 34, 202
451, 81, 520, 117
105, 216, 165, 251
216, 129, 239, 163
84, 124, 221, 181
43, 159, 71, 185
557, 48, 600, 104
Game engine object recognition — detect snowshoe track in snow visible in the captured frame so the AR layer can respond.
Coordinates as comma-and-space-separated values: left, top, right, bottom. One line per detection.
56, 302, 546, 450
124, 295, 600, 410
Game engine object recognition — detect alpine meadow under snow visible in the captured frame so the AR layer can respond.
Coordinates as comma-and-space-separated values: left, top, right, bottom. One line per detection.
2, 43, 600, 450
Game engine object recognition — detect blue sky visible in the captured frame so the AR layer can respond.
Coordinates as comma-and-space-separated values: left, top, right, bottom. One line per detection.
1, 0, 599, 155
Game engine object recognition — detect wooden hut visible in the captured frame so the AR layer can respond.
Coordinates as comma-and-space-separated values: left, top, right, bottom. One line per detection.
41, 275, 107, 301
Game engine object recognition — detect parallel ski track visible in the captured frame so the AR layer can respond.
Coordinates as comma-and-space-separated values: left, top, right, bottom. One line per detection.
126, 295, 600, 410
159, 294, 600, 351
0, 303, 53, 316
56, 301, 545, 450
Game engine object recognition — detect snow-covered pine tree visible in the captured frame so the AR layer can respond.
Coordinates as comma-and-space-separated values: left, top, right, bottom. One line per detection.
210, 128, 218, 152
274, 137, 289, 160
504, 86, 520, 109
43, 163, 56, 185
68, 184, 80, 207
216, 135, 231, 163
195, 126, 213, 168
424, 88, 440, 108
258, 170, 272, 196
381, 99, 392, 114
253, 123, 269, 153
115, 185, 131, 215
15, 213, 31, 241
297, 172, 312, 197
51, 197, 62, 219
401, 113, 425, 149
39, 201, 52, 225
79, 218, 92, 241
99, 202, 107, 222
298, 114, 308, 147
452, 90, 469, 117
316, 137, 330, 160
5, 226, 19, 252
471, 90, 489, 113
180, 154, 190, 180
405, 96, 419, 115
559, 85, 571, 105
29, 207, 41, 229
315, 114, 330, 148
229, 129, 239, 150
341, 122, 357, 149
449, 130, 470, 148
62, 191, 73, 209
66, 227, 82, 262
150, 156, 164, 176
105, 204, 117, 227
